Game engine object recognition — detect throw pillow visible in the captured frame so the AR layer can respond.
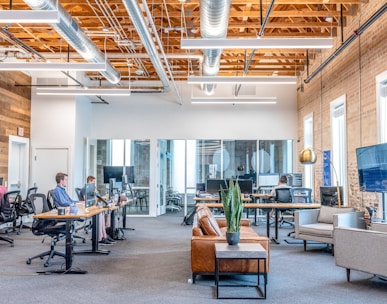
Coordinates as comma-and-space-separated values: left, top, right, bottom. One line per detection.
198, 214, 222, 236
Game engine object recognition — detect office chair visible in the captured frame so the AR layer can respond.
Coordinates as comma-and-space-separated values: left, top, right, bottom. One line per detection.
274, 188, 293, 227
26, 193, 66, 267
0, 191, 18, 247
47, 189, 86, 244
2, 190, 21, 233
15, 186, 38, 234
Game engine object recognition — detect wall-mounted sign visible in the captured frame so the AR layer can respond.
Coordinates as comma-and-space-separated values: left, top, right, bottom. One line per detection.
323, 150, 331, 186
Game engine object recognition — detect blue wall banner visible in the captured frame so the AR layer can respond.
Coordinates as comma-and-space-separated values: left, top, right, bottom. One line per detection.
323, 150, 331, 186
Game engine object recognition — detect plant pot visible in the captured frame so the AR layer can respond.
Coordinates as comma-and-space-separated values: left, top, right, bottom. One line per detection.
226, 232, 240, 246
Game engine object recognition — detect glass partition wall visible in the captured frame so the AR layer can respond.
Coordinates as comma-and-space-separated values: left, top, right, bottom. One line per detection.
97, 139, 294, 216
97, 139, 150, 215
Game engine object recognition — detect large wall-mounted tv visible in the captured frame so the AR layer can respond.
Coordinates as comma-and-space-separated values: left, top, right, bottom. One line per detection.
356, 143, 387, 193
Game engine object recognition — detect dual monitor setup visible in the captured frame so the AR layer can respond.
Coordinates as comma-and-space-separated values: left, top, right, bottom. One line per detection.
103, 165, 135, 199
84, 165, 135, 208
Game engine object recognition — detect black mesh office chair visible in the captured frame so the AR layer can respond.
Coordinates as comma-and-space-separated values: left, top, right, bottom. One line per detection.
274, 188, 293, 227
15, 187, 38, 234
26, 193, 66, 267
288, 187, 312, 237
0, 191, 19, 246
47, 189, 86, 244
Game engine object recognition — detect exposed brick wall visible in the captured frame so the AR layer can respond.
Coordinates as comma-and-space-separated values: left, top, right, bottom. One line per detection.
297, 1, 387, 213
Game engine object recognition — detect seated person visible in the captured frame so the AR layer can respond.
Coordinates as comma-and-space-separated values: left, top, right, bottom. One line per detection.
80, 175, 115, 245
51, 172, 77, 207
270, 175, 291, 196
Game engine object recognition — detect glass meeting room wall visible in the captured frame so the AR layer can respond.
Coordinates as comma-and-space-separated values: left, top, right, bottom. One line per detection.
161, 139, 293, 214
96, 139, 150, 215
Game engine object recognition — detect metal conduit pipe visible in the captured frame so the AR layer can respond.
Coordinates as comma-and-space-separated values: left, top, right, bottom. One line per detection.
122, 0, 170, 92
200, 0, 232, 95
23, 0, 121, 84
304, 3, 386, 84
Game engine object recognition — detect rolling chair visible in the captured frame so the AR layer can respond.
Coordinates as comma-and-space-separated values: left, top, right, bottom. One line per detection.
26, 193, 66, 267
2, 190, 21, 232
15, 186, 38, 234
274, 188, 293, 227
47, 189, 86, 244
0, 191, 19, 246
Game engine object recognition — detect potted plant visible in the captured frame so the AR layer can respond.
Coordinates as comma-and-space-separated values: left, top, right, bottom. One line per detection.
220, 178, 244, 246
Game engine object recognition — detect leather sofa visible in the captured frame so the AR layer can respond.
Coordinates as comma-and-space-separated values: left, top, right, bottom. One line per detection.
191, 205, 270, 283
334, 223, 387, 281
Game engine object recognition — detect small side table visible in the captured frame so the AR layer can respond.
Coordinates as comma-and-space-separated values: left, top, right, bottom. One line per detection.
215, 242, 267, 299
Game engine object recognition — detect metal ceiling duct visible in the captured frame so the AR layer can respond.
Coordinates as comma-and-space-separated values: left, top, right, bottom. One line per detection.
200, 0, 232, 95
122, 0, 170, 92
23, 0, 121, 84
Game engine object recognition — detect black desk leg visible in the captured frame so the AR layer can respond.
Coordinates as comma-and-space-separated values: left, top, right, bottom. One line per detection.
37, 220, 87, 274
271, 209, 280, 244
266, 212, 270, 238
75, 214, 110, 255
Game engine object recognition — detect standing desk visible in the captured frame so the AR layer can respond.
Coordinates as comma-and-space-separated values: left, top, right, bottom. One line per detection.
33, 202, 109, 274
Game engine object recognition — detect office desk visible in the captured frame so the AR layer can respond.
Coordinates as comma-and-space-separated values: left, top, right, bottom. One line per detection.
34, 203, 108, 274
196, 202, 321, 244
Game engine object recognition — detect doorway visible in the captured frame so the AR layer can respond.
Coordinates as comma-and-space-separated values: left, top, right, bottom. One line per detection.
8, 135, 29, 196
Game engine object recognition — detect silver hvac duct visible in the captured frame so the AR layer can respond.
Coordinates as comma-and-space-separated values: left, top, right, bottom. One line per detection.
200, 0, 232, 95
23, 0, 121, 84
122, 0, 170, 92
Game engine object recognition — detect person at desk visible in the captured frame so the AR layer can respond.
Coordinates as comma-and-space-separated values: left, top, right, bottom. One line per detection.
80, 175, 115, 245
270, 175, 291, 196
51, 172, 77, 207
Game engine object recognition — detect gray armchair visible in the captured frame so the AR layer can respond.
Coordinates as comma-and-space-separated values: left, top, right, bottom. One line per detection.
334, 224, 387, 281
294, 206, 364, 253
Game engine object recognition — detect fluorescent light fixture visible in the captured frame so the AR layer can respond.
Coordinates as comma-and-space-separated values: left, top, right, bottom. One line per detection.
0, 10, 60, 23
181, 38, 334, 49
191, 96, 277, 104
188, 76, 297, 84
36, 88, 131, 96
0, 62, 107, 71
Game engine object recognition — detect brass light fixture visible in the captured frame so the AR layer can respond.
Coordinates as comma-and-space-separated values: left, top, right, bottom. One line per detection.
299, 148, 341, 208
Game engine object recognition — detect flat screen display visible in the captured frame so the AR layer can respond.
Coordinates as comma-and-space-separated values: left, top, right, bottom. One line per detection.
85, 182, 96, 208
103, 166, 124, 184
236, 179, 253, 194
356, 143, 387, 192
206, 179, 227, 194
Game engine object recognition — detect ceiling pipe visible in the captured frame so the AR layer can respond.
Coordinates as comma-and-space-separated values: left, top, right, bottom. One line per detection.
304, 3, 386, 84
122, 0, 171, 92
23, 0, 121, 84
200, 0, 232, 95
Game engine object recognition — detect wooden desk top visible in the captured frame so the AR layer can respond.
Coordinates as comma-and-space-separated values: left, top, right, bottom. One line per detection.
34, 202, 107, 220
196, 202, 321, 209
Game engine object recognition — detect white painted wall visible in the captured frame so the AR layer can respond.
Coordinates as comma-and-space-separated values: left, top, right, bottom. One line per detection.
30, 80, 297, 213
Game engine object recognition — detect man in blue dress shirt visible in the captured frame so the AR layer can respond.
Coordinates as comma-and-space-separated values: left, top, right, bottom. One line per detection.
51, 172, 77, 207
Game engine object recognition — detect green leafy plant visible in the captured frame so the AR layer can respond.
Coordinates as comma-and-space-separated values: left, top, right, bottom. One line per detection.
220, 178, 244, 233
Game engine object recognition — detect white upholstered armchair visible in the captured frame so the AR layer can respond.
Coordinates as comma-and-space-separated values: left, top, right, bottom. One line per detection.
334, 224, 387, 281
294, 206, 365, 253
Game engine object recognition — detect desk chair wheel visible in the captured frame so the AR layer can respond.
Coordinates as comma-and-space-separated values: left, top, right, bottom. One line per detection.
82, 238, 86, 243
26, 259, 31, 265
44, 262, 50, 267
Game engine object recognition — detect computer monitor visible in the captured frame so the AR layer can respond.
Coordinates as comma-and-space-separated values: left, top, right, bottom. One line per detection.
103, 166, 124, 184
85, 182, 96, 208
109, 178, 116, 199
236, 179, 253, 194
196, 183, 206, 192
258, 174, 280, 187
206, 179, 227, 195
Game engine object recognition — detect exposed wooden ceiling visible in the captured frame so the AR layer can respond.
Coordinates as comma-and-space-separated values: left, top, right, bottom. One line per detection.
0, 0, 367, 86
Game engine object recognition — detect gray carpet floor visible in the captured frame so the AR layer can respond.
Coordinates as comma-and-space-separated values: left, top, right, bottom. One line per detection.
1, 213, 386, 304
